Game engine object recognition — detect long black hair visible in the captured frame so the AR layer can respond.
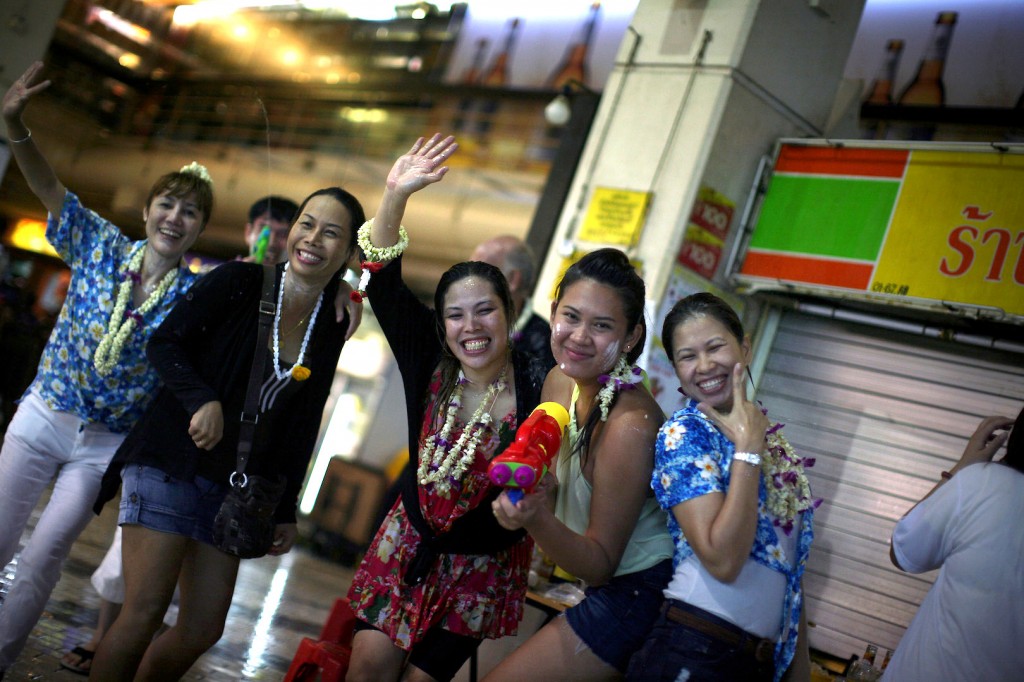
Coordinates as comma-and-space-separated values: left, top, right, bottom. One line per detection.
430, 260, 516, 431
554, 248, 646, 463
1004, 405, 1024, 474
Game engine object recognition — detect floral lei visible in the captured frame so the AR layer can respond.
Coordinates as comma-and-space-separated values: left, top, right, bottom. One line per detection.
271, 262, 321, 382
596, 354, 643, 421
351, 218, 409, 302
760, 412, 822, 535
93, 244, 178, 376
418, 366, 508, 493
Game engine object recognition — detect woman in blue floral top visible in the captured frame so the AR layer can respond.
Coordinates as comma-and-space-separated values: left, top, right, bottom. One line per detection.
626, 293, 817, 682
0, 61, 211, 674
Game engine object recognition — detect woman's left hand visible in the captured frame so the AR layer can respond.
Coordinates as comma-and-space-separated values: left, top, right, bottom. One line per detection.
385, 134, 458, 198
268, 523, 298, 555
697, 363, 768, 454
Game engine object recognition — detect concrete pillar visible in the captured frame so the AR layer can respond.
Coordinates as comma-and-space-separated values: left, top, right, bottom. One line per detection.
533, 0, 866, 309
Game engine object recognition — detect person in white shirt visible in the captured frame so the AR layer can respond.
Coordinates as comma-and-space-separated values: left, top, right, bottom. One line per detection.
882, 408, 1024, 682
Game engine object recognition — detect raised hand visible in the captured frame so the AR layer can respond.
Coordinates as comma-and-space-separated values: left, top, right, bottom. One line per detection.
697, 362, 769, 454
385, 133, 458, 198
2, 61, 51, 124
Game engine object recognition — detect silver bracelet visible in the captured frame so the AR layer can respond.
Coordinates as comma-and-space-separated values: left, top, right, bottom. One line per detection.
8, 129, 32, 144
733, 451, 762, 467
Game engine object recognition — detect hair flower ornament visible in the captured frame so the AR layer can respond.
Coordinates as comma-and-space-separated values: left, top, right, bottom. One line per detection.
179, 161, 213, 185
596, 355, 643, 422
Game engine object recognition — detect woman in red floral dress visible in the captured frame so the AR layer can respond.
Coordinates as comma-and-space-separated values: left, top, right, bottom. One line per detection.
345, 134, 545, 682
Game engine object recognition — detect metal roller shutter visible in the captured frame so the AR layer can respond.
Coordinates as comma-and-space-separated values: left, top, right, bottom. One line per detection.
755, 310, 1024, 660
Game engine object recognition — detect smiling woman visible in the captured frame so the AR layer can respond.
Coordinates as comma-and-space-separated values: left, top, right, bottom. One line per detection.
87, 185, 364, 681
0, 60, 213, 676
342, 135, 545, 682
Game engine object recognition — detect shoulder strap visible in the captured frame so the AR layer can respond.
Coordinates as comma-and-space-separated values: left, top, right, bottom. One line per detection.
235, 264, 277, 479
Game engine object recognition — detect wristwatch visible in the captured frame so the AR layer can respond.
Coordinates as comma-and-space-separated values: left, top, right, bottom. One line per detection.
733, 451, 762, 467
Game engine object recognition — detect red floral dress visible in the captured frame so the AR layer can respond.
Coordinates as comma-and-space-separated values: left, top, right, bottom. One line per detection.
347, 372, 532, 649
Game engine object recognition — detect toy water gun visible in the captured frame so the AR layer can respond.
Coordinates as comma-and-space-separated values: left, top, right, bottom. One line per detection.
252, 225, 271, 263
488, 402, 570, 504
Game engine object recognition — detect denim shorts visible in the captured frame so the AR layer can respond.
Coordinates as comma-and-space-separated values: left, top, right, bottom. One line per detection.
119, 464, 229, 546
564, 558, 672, 673
625, 599, 775, 681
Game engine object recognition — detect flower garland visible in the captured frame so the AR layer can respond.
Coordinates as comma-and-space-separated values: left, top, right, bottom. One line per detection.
272, 262, 322, 382
418, 367, 508, 493
596, 354, 643, 421
760, 418, 822, 535
93, 244, 179, 376
180, 161, 213, 185
351, 218, 409, 302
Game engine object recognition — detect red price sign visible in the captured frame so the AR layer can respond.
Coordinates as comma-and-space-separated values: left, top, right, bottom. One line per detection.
678, 187, 735, 280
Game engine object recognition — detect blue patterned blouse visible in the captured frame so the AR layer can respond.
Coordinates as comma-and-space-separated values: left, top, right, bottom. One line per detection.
652, 399, 814, 682
24, 192, 200, 434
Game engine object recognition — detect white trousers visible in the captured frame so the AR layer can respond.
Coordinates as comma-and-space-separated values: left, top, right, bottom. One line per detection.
0, 391, 124, 669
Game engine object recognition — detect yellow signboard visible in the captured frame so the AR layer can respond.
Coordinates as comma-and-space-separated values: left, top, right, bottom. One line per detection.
872, 151, 1024, 315
578, 187, 652, 246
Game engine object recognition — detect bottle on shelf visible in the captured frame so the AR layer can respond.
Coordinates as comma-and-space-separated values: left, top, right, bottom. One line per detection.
480, 17, 521, 88
848, 643, 880, 681
865, 39, 905, 106
862, 38, 905, 139
452, 37, 489, 133
546, 2, 601, 91
477, 18, 521, 138
897, 11, 957, 107
879, 648, 893, 672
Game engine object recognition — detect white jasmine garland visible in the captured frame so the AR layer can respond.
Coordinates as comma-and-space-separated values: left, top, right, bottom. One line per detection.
272, 262, 322, 382
596, 354, 643, 422
93, 244, 178, 376
351, 218, 410, 302
418, 366, 508, 494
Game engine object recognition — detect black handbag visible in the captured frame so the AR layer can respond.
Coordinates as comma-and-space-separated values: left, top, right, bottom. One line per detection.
212, 265, 287, 559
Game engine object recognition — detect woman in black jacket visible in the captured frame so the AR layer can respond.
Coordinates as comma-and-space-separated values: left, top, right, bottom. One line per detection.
345, 135, 544, 682
89, 187, 365, 681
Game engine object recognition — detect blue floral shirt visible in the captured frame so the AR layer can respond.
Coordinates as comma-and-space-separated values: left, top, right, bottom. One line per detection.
24, 192, 200, 434
652, 400, 814, 682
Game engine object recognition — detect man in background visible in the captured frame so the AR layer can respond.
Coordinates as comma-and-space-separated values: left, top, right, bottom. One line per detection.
242, 195, 298, 263
471, 234, 555, 371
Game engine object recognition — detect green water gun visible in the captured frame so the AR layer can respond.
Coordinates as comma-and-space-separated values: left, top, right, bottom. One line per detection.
252, 225, 271, 263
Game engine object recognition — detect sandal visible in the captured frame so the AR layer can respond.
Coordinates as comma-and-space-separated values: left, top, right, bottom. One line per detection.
59, 646, 95, 676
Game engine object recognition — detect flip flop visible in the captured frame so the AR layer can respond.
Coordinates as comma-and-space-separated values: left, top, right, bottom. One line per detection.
59, 646, 95, 676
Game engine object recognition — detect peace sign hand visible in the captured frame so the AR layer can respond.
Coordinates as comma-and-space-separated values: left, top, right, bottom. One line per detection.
386, 133, 458, 198
2, 61, 51, 123
696, 363, 769, 454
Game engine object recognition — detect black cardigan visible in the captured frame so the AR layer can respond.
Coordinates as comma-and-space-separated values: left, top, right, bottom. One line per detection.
367, 257, 543, 582
96, 261, 347, 524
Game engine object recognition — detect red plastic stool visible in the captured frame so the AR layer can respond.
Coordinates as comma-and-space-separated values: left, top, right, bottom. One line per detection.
319, 597, 357, 645
283, 637, 351, 682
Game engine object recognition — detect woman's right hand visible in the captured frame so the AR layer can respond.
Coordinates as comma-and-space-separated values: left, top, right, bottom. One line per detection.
2, 61, 50, 125
385, 134, 458, 198
492, 472, 557, 530
189, 400, 224, 450
957, 415, 1013, 469
697, 363, 769, 454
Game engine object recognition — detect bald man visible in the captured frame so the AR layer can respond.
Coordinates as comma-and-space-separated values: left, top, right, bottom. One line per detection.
471, 235, 555, 371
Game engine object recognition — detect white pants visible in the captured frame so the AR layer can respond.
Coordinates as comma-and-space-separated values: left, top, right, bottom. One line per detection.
0, 391, 125, 669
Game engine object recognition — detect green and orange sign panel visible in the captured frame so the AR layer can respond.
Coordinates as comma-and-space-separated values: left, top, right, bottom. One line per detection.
739, 142, 1024, 318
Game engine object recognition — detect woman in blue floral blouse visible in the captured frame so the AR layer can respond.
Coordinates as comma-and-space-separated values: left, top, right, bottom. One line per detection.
626, 293, 817, 682
0, 61, 211, 674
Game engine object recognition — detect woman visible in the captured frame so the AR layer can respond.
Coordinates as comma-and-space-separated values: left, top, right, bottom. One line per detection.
485, 248, 674, 681
86, 186, 365, 681
344, 134, 544, 682
0, 61, 211, 675
881, 408, 1023, 681
626, 293, 816, 682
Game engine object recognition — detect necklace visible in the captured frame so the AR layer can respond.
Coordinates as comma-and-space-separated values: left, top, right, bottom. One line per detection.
282, 304, 316, 337
94, 244, 178, 376
417, 366, 508, 493
272, 262, 322, 382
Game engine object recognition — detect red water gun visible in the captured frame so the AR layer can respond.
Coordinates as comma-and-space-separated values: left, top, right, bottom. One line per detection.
488, 402, 570, 504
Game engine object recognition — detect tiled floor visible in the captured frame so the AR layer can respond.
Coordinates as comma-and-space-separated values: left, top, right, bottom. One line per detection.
1, 488, 546, 681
